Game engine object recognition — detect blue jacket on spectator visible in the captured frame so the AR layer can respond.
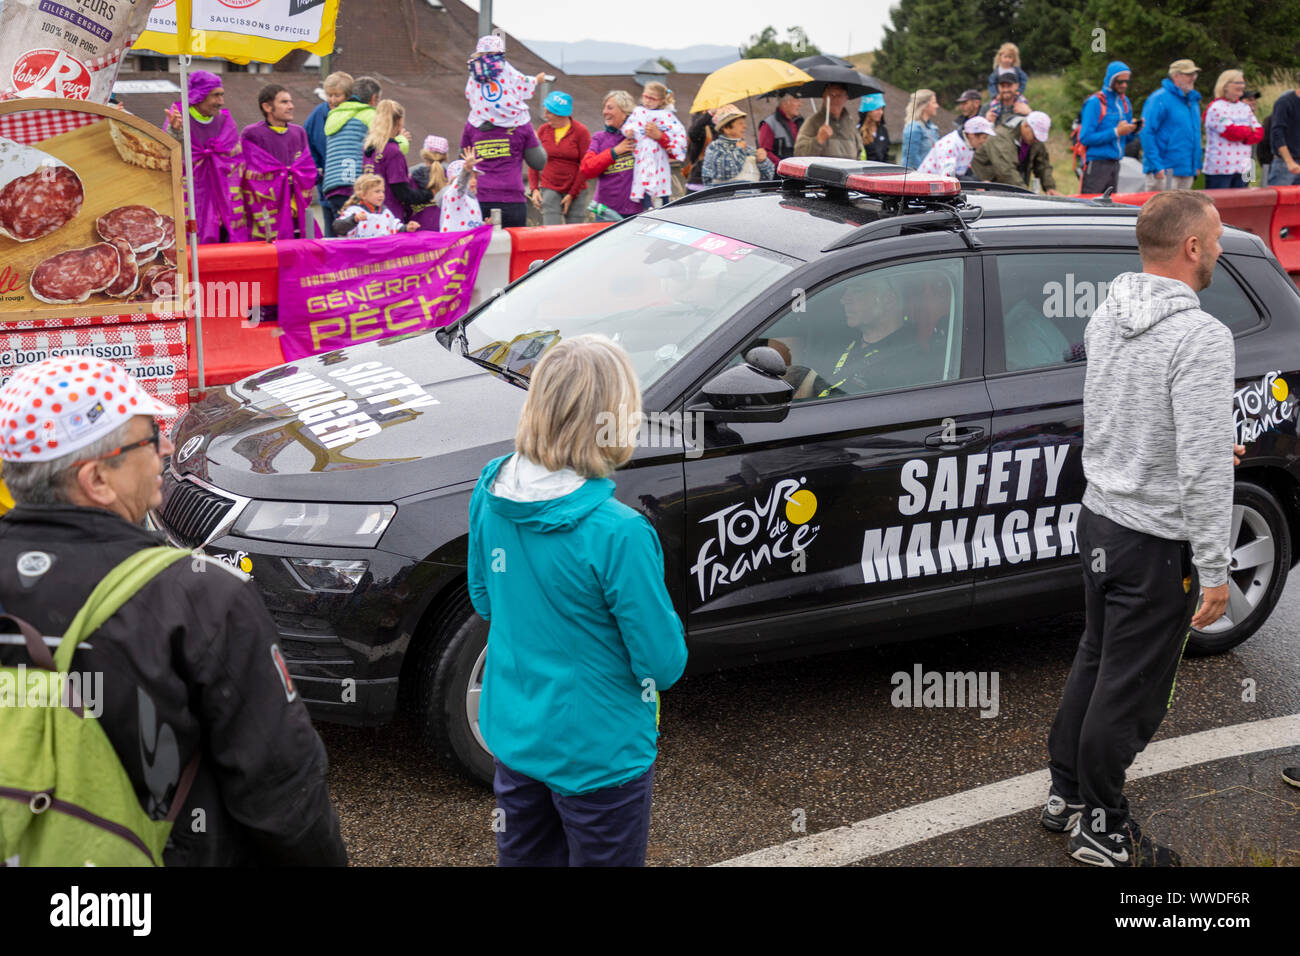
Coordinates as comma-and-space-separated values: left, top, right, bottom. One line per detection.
901, 119, 941, 169
304, 100, 329, 172
1078, 61, 1135, 163
468, 454, 687, 796
1141, 77, 1204, 176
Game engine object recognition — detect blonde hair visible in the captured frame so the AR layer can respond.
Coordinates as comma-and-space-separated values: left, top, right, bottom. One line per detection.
644, 81, 675, 109
363, 99, 404, 154
604, 90, 636, 117
343, 173, 385, 210
992, 42, 1021, 70
904, 90, 936, 125
420, 149, 449, 193
1214, 69, 1244, 99
515, 335, 642, 478
323, 71, 353, 95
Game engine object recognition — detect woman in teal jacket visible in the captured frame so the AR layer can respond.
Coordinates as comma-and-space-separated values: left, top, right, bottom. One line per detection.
468, 334, 688, 866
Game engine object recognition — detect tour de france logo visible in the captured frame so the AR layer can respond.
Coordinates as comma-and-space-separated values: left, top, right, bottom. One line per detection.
1234, 371, 1298, 444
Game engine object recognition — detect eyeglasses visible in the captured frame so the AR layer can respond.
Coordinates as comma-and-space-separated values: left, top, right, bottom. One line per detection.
70, 420, 161, 468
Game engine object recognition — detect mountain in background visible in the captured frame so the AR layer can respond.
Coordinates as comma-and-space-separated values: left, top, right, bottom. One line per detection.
521, 38, 739, 75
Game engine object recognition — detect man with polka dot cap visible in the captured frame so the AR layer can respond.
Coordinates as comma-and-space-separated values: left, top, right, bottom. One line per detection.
0, 356, 348, 865
0, 356, 176, 524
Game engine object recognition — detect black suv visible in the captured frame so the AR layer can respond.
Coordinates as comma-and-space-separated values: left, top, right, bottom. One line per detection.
154, 159, 1300, 784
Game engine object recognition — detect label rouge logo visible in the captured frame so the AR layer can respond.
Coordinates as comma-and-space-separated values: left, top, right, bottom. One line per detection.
12, 49, 92, 100
217, 0, 261, 7
0, 266, 23, 295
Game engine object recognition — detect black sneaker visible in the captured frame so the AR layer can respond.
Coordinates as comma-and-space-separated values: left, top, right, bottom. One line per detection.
1283, 767, 1300, 789
1040, 792, 1085, 833
1068, 818, 1182, 867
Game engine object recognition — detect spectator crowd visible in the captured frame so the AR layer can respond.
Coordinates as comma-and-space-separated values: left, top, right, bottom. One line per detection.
165, 35, 1300, 244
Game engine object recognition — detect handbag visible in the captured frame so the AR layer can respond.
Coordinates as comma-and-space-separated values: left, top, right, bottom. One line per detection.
735, 155, 761, 182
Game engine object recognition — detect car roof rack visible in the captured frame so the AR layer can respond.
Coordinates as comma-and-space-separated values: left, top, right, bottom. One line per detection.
960, 181, 1034, 195
668, 180, 783, 207
822, 204, 986, 252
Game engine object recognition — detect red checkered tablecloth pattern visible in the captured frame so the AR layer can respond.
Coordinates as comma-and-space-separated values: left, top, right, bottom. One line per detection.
0, 106, 103, 146
0, 310, 182, 330
0, 319, 189, 433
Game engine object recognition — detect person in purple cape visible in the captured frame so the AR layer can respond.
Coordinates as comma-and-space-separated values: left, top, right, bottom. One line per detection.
165, 70, 248, 243
241, 85, 318, 241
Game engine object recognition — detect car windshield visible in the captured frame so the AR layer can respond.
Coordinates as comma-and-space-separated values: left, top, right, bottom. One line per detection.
460, 218, 797, 388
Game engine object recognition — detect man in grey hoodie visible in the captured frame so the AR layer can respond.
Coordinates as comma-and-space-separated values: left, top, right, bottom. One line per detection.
1041, 191, 1243, 867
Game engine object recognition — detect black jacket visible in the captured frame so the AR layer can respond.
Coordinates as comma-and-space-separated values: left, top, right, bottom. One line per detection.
0, 505, 347, 866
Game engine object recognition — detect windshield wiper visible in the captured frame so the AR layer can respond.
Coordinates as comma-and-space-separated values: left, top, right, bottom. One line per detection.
458, 350, 530, 388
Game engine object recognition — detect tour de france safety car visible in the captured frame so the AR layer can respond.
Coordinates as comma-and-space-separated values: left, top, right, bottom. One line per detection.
154, 158, 1300, 784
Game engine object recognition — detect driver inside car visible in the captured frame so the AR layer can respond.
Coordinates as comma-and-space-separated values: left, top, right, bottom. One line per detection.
793, 274, 917, 399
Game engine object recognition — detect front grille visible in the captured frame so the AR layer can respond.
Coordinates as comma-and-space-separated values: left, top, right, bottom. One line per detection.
159, 477, 236, 547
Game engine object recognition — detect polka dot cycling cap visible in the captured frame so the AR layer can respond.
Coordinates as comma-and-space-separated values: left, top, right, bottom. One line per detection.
0, 356, 176, 462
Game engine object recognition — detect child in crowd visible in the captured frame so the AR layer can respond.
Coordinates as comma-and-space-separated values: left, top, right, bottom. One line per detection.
438, 149, 483, 231
333, 173, 419, 237
620, 81, 687, 206
466, 34, 546, 129
409, 135, 450, 230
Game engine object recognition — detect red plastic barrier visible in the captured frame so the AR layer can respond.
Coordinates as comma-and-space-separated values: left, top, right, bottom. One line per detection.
189, 241, 285, 392
504, 222, 612, 281
1270, 185, 1300, 276
1203, 186, 1279, 243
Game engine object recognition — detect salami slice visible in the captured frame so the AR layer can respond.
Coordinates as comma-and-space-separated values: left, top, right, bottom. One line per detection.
30, 243, 120, 304
157, 215, 175, 251
131, 264, 167, 301
0, 139, 84, 241
147, 266, 178, 302
96, 204, 164, 253
161, 245, 177, 267
105, 238, 139, 298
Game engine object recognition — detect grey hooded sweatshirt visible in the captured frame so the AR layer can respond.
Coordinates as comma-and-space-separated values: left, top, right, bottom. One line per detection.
1081, 272, 1236, 587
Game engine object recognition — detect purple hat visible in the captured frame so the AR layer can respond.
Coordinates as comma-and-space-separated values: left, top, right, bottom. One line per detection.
188, 70, 222, 106
424, 135, 449, 154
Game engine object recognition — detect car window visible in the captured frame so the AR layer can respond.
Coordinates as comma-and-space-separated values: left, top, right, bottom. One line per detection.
738, 258, 966, 402
994, 252, 1263, 373
463, 218, 796, 389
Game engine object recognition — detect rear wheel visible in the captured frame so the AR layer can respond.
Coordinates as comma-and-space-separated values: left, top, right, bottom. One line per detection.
414, 592, 494, 785
1186, 481, 1290, 656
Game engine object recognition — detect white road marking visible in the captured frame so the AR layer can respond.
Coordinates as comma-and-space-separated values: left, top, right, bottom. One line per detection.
715, 714, 1300, 867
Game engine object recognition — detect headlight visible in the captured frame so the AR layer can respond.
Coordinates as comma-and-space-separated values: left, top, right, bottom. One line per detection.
232, 501, 396, 546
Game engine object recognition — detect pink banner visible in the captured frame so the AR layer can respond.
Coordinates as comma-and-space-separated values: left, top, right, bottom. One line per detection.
276, 227, 493, 360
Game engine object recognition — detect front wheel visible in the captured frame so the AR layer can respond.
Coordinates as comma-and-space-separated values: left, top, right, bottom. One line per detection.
414, 593, 494, 785
1186, 481, 1291, 656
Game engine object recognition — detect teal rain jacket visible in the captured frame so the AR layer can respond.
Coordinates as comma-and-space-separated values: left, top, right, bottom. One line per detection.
468, 454, 687, 796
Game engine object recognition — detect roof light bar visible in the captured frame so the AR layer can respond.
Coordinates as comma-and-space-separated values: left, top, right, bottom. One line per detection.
777, 157, 908, 186
778, 157, 960, 198
845, 171, 961, 198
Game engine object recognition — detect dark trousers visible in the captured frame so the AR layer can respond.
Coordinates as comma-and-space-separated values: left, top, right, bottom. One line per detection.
1047, 506, 1198, 833
493, 759, 654, 866
1080, 158, 1120, 195
479, 201, 527, 228
1204, 173, 1248, 189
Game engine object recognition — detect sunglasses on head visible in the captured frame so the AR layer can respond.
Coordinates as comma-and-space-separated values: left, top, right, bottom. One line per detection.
70, 420, 161, 468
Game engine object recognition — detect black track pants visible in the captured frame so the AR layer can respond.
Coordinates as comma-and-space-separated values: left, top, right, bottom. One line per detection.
1047, 505, 1199, 832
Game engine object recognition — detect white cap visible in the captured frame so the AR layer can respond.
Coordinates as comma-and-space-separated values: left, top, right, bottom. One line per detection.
963, 116, 995, 136
0, 356, 175, 462
1026, 110, 1051, 143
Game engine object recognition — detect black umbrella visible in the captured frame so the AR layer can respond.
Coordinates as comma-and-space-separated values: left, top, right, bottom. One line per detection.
792, 54, 855, 71
788, 65, 883, 99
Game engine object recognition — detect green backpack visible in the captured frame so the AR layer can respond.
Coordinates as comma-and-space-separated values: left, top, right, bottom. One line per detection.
0, 546, 198, 867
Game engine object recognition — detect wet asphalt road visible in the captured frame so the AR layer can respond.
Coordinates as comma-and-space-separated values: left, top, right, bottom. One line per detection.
321, 577, 1299, 867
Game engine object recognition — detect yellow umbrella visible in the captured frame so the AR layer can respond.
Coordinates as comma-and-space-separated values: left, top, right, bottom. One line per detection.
690, 59, 814, 113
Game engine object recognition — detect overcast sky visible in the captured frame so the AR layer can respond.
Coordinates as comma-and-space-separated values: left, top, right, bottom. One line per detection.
461, 0, 897, 55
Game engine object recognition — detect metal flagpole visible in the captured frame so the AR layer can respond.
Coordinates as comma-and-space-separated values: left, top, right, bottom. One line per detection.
178, 53, 206, 394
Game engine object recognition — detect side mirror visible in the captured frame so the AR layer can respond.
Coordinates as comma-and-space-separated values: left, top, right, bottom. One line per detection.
687, 346, 793, 423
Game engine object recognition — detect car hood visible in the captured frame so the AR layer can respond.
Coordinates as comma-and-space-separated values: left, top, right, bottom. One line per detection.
170, 331, 524, 502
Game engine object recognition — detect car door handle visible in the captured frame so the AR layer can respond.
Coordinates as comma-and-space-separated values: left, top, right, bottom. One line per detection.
924, 426, 985, 449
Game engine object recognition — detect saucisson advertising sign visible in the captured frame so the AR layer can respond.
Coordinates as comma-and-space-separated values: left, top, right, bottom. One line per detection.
0, 98, 187, 322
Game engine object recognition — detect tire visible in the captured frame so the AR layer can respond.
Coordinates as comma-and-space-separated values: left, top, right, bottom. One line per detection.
1186, 481, 1291, 656
414, 591, 494, 786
